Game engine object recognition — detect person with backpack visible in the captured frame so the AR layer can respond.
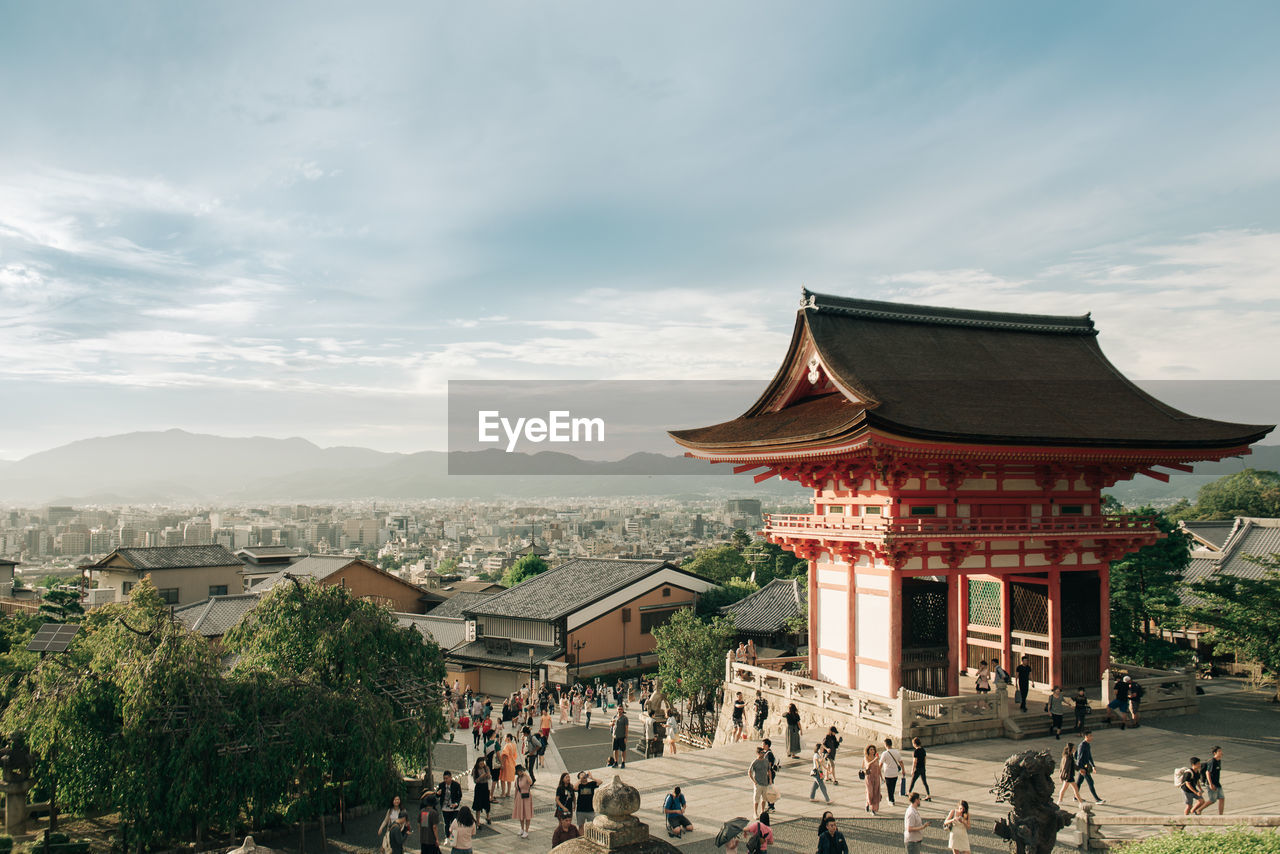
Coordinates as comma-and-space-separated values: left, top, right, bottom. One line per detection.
742, 811, 773, 852
817, 815, 849, 854
761, 738, 780, 810
881, 737, 904, 806
1178, 757, 1206, 816
662, 785, 695, 838
991, 656, 1011, 694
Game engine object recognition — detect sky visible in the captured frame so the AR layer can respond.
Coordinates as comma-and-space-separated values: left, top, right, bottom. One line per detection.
1, 2, 1279, 459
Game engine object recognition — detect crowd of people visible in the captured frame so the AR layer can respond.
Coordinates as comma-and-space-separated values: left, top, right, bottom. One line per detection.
377, 675, 1229, 853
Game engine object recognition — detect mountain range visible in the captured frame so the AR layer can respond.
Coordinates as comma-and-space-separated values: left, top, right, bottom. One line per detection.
0, 429, 807, 503
0, 429, 1274, 505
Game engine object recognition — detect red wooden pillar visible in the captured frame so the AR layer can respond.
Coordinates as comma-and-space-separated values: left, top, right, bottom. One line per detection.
1048, 569, 1062, 688
1000, 576, 1013, 667
946, 572, 961, 696
958, 572, 970, 680
808, 556, 819, 677
1098, 564, 1111, 677
888, 570, 903, 696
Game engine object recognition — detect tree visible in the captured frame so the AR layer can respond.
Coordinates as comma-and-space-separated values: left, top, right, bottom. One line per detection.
1189, 553, 1280, 702
435, 557, 459, 576
730, 528, 753, 551
501, 554, 548, 587
681, 544, 748, 585
651, 608, 736, 736
1175, 469, 1280, 521
1108, 508, 1194, 668
38, 588, 85, 624
696, 577, 759, 615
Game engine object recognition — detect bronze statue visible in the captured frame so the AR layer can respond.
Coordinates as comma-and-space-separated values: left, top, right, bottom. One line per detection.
992, 749, 1071, 854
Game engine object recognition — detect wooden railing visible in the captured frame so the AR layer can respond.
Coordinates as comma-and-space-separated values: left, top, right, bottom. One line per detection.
764, 513, 1160, 538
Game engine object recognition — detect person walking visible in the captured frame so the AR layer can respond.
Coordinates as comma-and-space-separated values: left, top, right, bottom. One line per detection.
665, 711, 680, 755
1075, 730, 1105, 803
784, 703, 802, 758
753, 689, 770, 739
809, 742, 833, 804
762, 738, 780, 811
1128, 677, 1144, 727
498, 733, 518, 798
1056, 743, 1081, 805
903, 792, 928, 854
663, 785, 695, 838
385, 814, 410, 854
1180, 757, 1206, 816
1106, 677, 1132, 729
881, 737, 904, 806
749, 746, 773, 817
470, 759, 492, 825
908, 737, 931, 800
1073, 687, 1091, 733
742, 812, 774, 852
512, 765, 534, 838
1046, 685, 1066, 739
992, 657, 1011, 694
974, 660, 991, 694
519, 726, 539, 785
731, 691, 747, 741
863, 744, 884, 815
575, 771, 601, 833
377, 795, 407, 854
823, 726, 843, 784
1015, 654, 1032, 712
817, 816, 849, 854
448, 807, 475, 854
943, 800, 971, 854
419, 793, 444, 854
436, 770, 462, 834
610, 707, 630, 769
1205, 746, 1226, 815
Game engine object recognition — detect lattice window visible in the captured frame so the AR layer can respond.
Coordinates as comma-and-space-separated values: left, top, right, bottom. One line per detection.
1011, 582, 1048, 634
904, 581, 948, 647
968, 579, 1001, 628
1061, 571, 1102, 638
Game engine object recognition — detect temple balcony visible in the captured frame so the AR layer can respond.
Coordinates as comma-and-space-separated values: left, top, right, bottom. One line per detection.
763, 512, 1160, 542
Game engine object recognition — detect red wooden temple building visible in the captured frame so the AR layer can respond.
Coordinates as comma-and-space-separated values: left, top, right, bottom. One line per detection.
671, 292, 1272, 699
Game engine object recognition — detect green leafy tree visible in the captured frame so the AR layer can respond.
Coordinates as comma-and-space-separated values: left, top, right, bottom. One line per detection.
651, 608, 736, 736
1176, 469, 1280, 521
435, 557, 460, 576
1109, 508, 1194, 668
38, 588, 85, 624
682, 544, 749, 585
501, 554, 549, 587
730, 528, 752, 551
1189, 553, 1280, 702
696, 577, 759, 615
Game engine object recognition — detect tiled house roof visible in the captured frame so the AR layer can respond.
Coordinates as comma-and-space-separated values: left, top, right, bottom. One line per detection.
720, 577, 807, 636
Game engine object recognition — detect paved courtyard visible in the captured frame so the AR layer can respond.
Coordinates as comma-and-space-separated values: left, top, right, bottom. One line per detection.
306, 685, 1279, 853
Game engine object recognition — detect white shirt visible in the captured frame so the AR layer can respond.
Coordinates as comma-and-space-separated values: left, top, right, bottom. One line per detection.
904, 805, 924, 842
881, 748, 903, 776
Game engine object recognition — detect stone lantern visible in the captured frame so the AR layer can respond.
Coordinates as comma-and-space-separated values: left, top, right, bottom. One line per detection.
551, 776, 680, 854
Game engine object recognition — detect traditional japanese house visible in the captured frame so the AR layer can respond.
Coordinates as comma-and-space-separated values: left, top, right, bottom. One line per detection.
670, 291, 1272, 700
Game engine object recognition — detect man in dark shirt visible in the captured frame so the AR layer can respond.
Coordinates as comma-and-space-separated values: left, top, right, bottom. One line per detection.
818, 816, 849, 854
551, 812, 581, 846
418, 792, 443, 854
1107, 678, 1132, 729
1181, 757, 1206, 816
1075, 730, 1105, 803
1204, 746, 1225, 815
753, 690, 770, 738
436, 770, 462, 835
1015, 655, 1032, 712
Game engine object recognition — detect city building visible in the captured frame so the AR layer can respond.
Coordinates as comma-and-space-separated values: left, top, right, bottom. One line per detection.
448, 558, 719, 696
671, 292, 1272, 700
85, 545, 247, 607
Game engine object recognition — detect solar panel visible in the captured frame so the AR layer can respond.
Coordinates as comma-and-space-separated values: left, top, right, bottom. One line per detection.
25, 623, 80, 654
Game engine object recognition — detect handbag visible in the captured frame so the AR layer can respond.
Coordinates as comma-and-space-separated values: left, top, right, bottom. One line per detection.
858, 769, 866, 780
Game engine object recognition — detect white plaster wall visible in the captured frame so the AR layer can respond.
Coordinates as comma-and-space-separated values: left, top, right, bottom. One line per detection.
990, 554, 1021, 568
818, 586, 848, 652
856, 592, 889, 662
856, 663, 891, 697
856, 572, 888, 592
818, 566, 846, 586
818, 653, 847, 685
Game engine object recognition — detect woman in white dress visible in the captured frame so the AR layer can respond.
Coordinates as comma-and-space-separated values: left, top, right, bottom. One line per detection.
943, 799, 971, 854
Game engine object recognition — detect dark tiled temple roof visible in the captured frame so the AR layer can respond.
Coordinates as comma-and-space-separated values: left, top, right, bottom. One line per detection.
463, 558, 691, 621
1179, 517, 1280, 606
1177, 520, 1235, 551
447, 639, 563, 670
397, 613, 469, 650
720, 578, 807, 636
429, 591, 495, 619
94, 545, 242, 571
670, 292, 1273, 453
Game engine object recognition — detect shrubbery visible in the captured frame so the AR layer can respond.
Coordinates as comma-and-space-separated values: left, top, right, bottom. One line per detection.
1117, 828, 1280, 853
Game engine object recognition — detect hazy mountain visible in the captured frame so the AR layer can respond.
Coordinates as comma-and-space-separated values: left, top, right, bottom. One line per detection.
0, 429, 805, 503
1103, 445, 1280, 507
